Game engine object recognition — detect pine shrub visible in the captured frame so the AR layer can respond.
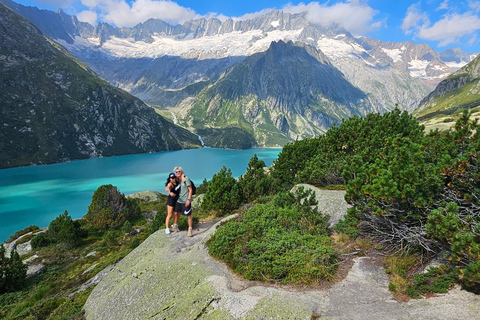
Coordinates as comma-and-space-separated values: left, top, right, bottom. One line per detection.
85, 184, 140, 230
207, 188, 336, 284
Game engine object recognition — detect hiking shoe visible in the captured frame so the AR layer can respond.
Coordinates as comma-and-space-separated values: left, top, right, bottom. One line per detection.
165, 228, 170, 235
173, 224, 179, 232
187, 227, 192, 237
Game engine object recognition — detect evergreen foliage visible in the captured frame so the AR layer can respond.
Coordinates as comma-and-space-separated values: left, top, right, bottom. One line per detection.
238, 154, 277, 202
207, 187, 336, 284
273, 108, 480, 289
201, 166, 242, 215
196, 178, 209, 194
270, 137, 322, 189
0, 245, 27, 294
85, 185, 140, 229
45, 211, 81, 248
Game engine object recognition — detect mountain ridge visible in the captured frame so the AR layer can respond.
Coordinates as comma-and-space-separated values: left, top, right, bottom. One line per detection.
172, 40, 372, 147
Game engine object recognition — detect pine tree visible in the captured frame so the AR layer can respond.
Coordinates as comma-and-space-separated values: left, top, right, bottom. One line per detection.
201, 166, 242, 215
0, 245, 27, 293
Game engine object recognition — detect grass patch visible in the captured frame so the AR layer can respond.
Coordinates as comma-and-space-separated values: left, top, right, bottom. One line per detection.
384, 252, 420, 296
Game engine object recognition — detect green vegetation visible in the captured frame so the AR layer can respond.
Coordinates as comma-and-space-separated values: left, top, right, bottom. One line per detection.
406, 266, 460, 298
238, 154, 277, 203
6, 226, 39, 244
0, 185, 175, 319
201, 166, 242, 215
207, 188, 336, 284
0, 246, 27, 294
85, 184, 140, 230
269, 108, 480, 294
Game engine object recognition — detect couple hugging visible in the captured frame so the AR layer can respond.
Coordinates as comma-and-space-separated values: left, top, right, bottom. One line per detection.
164, 166, 194, 237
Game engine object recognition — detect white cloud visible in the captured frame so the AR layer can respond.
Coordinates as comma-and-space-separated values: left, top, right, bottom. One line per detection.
402, 3, 480, 47
437, 0, 449, 11
468, 0, 480, 12
233, 8, 278, 21
402, 3, 429, 35
79, 0, 200, 27
76, 10, 98, 25
282, 1, 380, 35
418, 13, 480, 46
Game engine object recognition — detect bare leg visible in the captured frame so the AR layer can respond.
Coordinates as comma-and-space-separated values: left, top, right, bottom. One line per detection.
165, 205, 173, 229
173, 211, 179, 225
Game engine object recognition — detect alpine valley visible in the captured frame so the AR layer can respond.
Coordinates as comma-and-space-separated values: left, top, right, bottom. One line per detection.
1, 0, 479, 156
0, 2, 203, 169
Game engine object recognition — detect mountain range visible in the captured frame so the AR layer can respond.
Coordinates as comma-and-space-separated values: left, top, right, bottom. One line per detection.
1, 0, 479, 150
0, 3, 202, 169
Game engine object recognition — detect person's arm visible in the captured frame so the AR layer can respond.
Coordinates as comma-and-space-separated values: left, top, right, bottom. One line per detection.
165, 182, 175, 196
186, 185, 193, 206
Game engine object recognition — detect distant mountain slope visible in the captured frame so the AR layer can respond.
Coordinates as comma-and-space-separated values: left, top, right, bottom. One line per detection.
414, 55, 480, 120
0, 3, 201, 169
2, 2, 456, 112
173, 41, 372, 147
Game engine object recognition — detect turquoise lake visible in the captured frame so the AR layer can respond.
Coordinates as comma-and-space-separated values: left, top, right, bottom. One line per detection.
0, 148, 281, 242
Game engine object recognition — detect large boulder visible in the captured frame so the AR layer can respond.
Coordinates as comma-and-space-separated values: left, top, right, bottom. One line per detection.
292, 184, 350, 228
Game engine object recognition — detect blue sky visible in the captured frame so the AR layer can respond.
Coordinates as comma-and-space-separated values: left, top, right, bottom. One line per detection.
12, 0, 480, 53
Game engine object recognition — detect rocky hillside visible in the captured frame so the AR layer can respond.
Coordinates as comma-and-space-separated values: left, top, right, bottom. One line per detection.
414, 55, 480, 120
0, 3, 202, 169
173, 40, 371, 147
83, 190, 480, 320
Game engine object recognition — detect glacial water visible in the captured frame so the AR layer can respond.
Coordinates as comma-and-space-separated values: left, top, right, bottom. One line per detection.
0, 148, 281, 242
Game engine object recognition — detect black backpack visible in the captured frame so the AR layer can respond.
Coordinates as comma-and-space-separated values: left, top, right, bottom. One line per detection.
187, 177, 196, 195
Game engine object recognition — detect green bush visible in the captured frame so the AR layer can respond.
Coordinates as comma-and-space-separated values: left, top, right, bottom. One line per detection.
0, 245, 28, 294
207, 188, 336, 284
148, 209, 167, 235
406, 266, 459, 298
103, 230, 119, 246
121, 221, 133, 234
85, 184, 140, 229
31, 232, 50, 249
201, 166, 242, 215
46, 211, 81, 248
196, 178, 209, 194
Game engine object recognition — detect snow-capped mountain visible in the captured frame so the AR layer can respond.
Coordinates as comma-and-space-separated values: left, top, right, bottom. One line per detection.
46, 10, 468, 111
2, 0, 477, 147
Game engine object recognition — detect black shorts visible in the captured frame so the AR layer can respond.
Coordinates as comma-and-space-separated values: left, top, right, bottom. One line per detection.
175, 202, 192, 216
166, 196, 178, 207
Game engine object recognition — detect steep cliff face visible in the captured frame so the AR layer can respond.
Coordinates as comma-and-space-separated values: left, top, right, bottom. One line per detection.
414, 55, 480, 119
173, 41, 371, 147
0, 3, 201, 168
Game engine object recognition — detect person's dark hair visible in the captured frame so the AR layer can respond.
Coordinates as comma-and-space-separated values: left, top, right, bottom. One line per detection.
165, 173, 176, 186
